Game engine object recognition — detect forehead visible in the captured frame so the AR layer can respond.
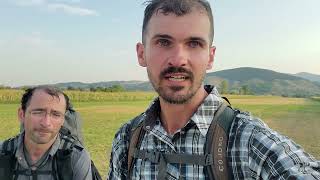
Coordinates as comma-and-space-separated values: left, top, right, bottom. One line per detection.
146, 10, 211, 41
27, 90, 66, 110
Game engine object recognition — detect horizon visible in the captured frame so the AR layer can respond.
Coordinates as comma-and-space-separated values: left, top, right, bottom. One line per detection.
1, 0, 319, 87
2, 66, 319, 88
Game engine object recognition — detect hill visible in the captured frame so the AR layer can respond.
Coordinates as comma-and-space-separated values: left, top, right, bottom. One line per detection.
15, 67, 320, 97
205, 67, 320, 97
54, 81, 153, 91
294, 72, 320, 83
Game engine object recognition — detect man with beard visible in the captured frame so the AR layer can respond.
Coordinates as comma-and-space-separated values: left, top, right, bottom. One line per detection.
108, 0, 320, 179
0, 86, 92, 180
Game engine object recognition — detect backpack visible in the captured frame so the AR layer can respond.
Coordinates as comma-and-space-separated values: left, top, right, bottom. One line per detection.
0, 131, 102, 180
15, 107, 102, 180
127, 102, 237, 180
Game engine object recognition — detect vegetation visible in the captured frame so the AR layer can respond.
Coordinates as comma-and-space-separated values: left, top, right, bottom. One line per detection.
220, 80, 229, 94
0, 89, 156, 103
1, 90, 319, 179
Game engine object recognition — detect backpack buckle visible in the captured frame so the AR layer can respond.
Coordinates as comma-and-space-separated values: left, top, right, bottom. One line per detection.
205, 154, 213, 165
134, 150, 160, 163
146, 151, 160, 163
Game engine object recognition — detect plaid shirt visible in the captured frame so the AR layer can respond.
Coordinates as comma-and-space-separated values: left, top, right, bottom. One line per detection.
108, 85, 320, 180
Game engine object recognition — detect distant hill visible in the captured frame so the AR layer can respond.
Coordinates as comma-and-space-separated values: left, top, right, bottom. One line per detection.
205, 67, 320, 97
294, 72, 320, 83
53, 81, 153, 91
17, 67, 320, 97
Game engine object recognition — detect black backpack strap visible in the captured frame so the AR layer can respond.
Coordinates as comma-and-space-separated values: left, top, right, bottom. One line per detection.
90, 160, 102, 180
56, 133, 103, 180
205, 102, 235, 180
55, 148, 73, 180
133, 149, 213, 179
0, 138, 16, 180
54, 134, 83, 180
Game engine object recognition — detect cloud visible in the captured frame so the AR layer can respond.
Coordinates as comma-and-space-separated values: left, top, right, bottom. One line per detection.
48, 3, 98, 16
10, 0, 98, 16
11, 0, 46, 6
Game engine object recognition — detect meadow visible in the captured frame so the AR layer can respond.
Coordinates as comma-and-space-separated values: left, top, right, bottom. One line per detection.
0, 90, 319, 178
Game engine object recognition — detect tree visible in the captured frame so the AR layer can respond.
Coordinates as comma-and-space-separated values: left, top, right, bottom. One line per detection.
240, 85, 251, 95
220, 80, 229, 94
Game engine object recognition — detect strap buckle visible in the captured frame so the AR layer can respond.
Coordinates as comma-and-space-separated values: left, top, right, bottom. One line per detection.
145, 151, 160, 163
205, 154, 213, 165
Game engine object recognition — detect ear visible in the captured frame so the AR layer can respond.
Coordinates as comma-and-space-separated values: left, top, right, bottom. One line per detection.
18, 107, 25, 124
136, 42, 147, 67
207, 46, 216, 70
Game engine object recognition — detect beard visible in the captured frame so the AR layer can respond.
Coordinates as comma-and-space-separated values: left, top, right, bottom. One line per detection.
148, 66, 205, 104
29, 128, 57, 144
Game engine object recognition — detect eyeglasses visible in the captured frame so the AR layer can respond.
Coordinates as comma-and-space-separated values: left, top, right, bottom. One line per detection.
29, 110, 65, 120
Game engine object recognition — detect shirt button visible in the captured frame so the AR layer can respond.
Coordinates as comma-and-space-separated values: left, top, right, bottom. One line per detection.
18, 157, 22, 161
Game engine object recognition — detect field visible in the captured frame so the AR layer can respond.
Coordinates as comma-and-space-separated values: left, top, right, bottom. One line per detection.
0, 90, 320, 178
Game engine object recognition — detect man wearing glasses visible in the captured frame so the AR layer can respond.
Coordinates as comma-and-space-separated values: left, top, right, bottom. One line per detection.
0, 86, 92, 180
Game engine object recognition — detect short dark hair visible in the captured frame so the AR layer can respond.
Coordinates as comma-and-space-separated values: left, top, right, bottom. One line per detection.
142, 0, 214, 45
21, 85, 71, 112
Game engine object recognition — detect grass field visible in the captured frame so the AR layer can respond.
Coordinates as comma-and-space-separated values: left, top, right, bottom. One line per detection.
0, 93, 319, 178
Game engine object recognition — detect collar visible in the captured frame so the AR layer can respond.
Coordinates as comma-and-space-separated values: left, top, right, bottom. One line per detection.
15, 132, 62, 168
143, 85, 222, 137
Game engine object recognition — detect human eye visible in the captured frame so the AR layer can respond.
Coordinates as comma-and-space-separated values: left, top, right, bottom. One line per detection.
188, 40, 203, 48
51, 112, 64, 119
156, 38, 171, 47
32, 110, 44, 115
31, 110, 46, 117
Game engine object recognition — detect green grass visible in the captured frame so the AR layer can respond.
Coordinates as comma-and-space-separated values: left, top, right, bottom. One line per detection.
1, 95, 320, 179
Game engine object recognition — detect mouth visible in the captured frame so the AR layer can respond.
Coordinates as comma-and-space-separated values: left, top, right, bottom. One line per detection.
37, 129, 51, 134
164, 74, 190, 82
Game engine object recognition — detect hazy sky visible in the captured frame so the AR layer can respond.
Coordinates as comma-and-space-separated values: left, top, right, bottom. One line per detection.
1, 0, 319, 87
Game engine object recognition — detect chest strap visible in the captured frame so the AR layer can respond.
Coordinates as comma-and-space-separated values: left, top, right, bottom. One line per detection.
134, 149, 213, 179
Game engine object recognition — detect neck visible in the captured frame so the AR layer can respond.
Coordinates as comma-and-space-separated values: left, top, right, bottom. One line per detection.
23, 135, 57, 164
159, 87, 208, 135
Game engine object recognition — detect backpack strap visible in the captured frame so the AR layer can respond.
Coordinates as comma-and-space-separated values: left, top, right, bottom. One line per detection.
54, 133, 84, 180
205, 102, 235, 180
0, 138, 17, 180
55, 148, 73, 180
129, 103, 236, 179
127, 115, 146, 178
133, 149, 214, 179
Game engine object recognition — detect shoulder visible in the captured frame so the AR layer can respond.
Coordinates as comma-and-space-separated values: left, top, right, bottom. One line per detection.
108, 112, 145, 178
112, 112, 145, 149
0, 141, 3, 153
228, 110, 271, 160
58, 133, 87, 157
229, 110, 268, 141
0, 135, 21, 154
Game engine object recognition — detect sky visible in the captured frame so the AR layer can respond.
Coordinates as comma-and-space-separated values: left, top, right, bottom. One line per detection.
0, 0, 319, 87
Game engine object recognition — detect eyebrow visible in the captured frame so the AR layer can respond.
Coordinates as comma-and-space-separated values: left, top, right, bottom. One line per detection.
30, 108, 46, 112
151, 34, 174, 40
151, 34, 208, 45
189, 37, 208, 45
30, 108, 63, 114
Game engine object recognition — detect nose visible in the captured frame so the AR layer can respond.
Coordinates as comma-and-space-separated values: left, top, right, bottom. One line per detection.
167, 45, 188, 67
40, 113, 52, 127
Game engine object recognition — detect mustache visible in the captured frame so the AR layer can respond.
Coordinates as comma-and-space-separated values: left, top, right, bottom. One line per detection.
35, 128, 52, 133
160, 66, 194, 80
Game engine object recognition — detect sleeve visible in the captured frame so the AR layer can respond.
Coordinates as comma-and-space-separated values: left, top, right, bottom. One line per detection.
107, 123, 131, 180
71, 148, 93, 180
249, 125, 320, 179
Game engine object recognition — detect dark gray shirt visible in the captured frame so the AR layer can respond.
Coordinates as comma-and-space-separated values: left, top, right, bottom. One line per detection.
0, 132, 92, 180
